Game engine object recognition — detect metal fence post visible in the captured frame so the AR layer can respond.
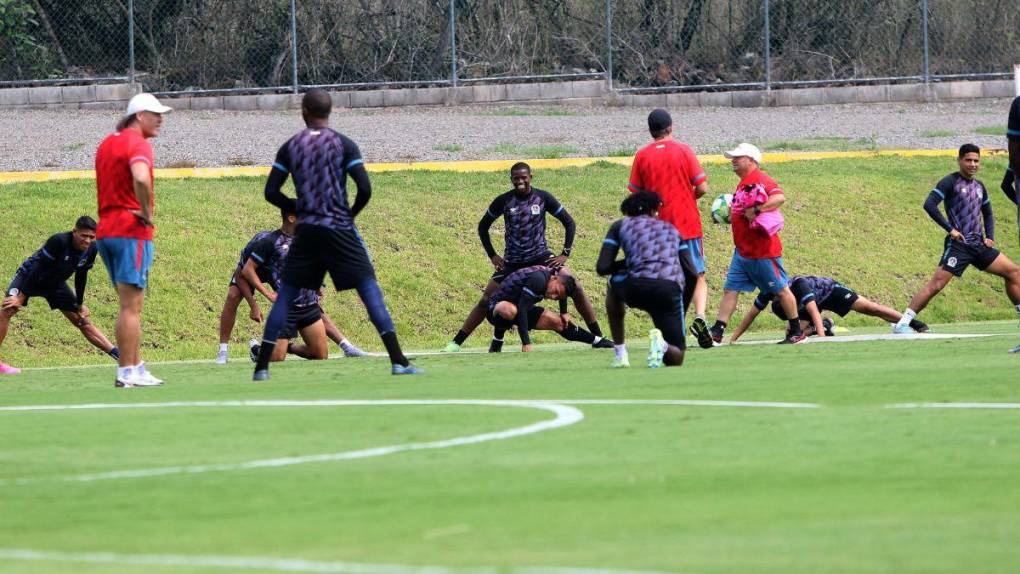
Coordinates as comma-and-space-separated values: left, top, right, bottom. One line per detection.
921, 0, 930, 83
128, 0, 136, 84
605, 0, 613, 91
290, 0, 299, 93
450, 0, 458, 87
763, 0, 771, 91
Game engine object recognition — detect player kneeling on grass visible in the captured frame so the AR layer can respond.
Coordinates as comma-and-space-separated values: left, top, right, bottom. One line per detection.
729, 275, 929, 342
249, 288, 331, 363
596, 191, 686, 368
0, 216, 119, 374
485, 266, 598, 353
893, 144, 1020, 335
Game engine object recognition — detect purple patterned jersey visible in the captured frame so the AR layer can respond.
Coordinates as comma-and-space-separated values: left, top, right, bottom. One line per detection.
603, 216, 685, 287
932, 173, 991, 245
486, 188, 564, 264
272, 128, 364, 230
755, 275, 837, 310
488, 265, 551, 307
250, 232, 319, 308
237, 230, 278, 283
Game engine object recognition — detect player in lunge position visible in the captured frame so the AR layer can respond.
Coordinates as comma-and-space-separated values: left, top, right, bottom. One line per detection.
894, 144, 1020, 334
0, 217, 119, 374
253, 89, 420, 379
485, 266, 595, 353
596, 191, 687, 368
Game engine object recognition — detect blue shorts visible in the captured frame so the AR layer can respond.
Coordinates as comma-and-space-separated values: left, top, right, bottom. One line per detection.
723, 250, 788, 294
97, 238, 154, 288
679, 238, 706, 276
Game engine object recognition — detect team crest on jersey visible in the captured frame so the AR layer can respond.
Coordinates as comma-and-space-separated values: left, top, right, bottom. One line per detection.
947, 256, 958, 267
509, 207, 519, 214
530, 204, 541, 215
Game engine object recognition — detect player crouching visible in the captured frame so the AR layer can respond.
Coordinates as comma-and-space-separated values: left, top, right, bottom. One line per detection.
249, 289, 331, 364
596, 191, 687, 368
485, 266, 599, 353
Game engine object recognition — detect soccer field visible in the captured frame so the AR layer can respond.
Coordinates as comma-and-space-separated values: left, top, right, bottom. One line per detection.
2, 320, 1020, 574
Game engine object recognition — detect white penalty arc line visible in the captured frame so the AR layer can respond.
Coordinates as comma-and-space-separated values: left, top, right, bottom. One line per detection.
887, 402, 1020, 409
0, 400, 583, 486
0, 549, 683, 574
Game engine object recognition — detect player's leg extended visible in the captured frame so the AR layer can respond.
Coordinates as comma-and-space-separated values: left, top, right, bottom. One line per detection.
851, 297, 904, 323
218, 284, 244, 345
447, 279, 501, 350
61, 308, 116, 356
320, 311, 367, 356
983, 253, 1020, 306
559, 266, 605, 339
254, 282, 300, 373
289, 320, 329, 360
0, 303, 19, 350
908, 267, 955, 315
115, 283, 144, 368
354, 278, 414, 370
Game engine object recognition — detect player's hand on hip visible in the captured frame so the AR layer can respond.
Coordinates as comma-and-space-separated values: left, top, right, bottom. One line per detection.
550, 254, 568, 268
490, 255, 505, 270
949, 229, 964, 242
2, 295, 23, 311
521, 343, 533, 353
129, 209, 153, 226
78, 305, 90, 319
985, 238, 996, 248
559, 313, 571, 330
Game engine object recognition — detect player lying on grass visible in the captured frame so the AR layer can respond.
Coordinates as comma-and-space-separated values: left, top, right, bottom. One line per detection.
444, 162, 612, 352
728, 275, 930, 343
0, 216, 118, 374
596, 191, 686, 368
893, 144, 1020, 334
485, 266, 600, 353
216, 210, 365, 364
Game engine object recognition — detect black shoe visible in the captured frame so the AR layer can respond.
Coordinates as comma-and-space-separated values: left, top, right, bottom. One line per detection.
822, 318, 835, 337
249, 339, 260, 363
709, 325, 724, 345
488, 339, 504, 353
690, 317, 714, 349
591, 336, 614, 349
910, 319, 930, 333
777, 331, 806, 345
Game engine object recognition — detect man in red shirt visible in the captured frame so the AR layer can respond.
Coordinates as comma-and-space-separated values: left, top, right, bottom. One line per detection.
628, 109, 714, 349
709, 143, 804, 345
95, 93, 171, 387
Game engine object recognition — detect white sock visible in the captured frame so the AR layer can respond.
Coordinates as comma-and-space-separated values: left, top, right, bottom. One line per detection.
219, 343, 228, 353
898, 309, 916, 325
135, 362, 146, 375
614, 344, 627, 359
659, 340, 669, 353
338, 338, 350, 348
117, 366, 133, 379
696, 314, 705, 321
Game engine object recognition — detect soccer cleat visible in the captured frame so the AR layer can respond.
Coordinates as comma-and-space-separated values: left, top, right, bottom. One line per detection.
777, 331, 806, 345
1009, 343, 1020, 354
592, 336, 614, 349
822, 318, 835, 337
690, 317, 714, 349
392, 363, 424, 375
611, 356, 630, 368
647, 329, 666, 368
215, 350, 229, 364
252, 369, 270, 381
892, 323, 914, 334
249, 339, 260, 363
488, 338, 504, 353
0, 362, 21, 375
909, 319, 930, 333
341, 343, 369, 358
441, 341, 461, 353
709, 325, 724, 346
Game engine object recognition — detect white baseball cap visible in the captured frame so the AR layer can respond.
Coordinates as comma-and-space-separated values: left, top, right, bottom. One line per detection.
723, 143, 762, 164
126, 93, 172, 116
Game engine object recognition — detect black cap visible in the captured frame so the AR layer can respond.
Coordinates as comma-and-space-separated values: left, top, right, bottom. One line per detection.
647, 108, 672, 133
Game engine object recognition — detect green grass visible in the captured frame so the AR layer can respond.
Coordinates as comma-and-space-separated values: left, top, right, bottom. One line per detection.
759, 136, 878, 152
974, 125, 1004, 136
919, 130, 958, 138
433, 143, 464, 152
606, 146, 638, 157
0, 155, 1016, 370
1, 324, 1020, 573
484, 143, 580, 158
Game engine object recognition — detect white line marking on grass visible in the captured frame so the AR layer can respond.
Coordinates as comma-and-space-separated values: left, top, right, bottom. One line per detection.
887, 402, 1020, 409
0, 549, 683, 574
735, 333, 992, 345
0, 400, 583, 486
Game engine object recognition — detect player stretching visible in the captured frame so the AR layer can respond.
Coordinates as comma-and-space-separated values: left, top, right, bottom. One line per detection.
729, 275, 929, 342
894, 144, 1020, 333
443, 162, 611, 352
0, 217, 119, 374
629, 109, 712, 349
485, 266, 592, 353
596, 191, 687, 368
216, 211, 365, 363
253, 89, 419, 379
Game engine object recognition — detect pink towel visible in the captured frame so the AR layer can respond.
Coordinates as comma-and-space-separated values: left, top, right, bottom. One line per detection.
734, 183, 784, 236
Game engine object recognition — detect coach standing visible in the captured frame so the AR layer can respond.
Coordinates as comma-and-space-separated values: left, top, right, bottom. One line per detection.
95, 93, 170, 388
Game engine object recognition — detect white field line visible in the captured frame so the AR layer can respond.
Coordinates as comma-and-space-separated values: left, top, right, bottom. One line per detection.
887, 402, 1020, 409
734, 333, 992, 345
0, 400, 583, 486
0, 549, 683, 574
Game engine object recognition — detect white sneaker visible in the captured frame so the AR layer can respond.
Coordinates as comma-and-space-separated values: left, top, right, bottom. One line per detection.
892, 323, 914, 335
647, 329, 666, 368
135, 364, 165, 386
115, 372, 163, 388
215, 350, 229, 364
341, 343, 369, 358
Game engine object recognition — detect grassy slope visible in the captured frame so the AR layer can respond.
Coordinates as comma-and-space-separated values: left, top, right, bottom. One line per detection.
0, 156, 1017, 367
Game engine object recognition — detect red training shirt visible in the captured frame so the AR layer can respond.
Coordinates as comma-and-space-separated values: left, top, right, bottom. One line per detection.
628, 139, 707, 240
95, 128, 154, 240
731, 168, 783, 259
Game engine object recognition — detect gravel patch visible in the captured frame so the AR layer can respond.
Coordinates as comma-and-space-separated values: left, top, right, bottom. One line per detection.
0, 99, 1014, 172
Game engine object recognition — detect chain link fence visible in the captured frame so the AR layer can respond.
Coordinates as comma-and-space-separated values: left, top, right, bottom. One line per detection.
1, 0, 1015, 93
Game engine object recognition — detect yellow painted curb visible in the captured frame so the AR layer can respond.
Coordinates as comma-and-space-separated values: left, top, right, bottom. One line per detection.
0, 148, 1005, 185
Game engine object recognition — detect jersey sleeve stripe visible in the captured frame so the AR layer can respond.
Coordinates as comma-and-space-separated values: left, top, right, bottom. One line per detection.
553, 205, 564, 215
602, 238, 619, 246
627, 183, 645, 193
486, 209, 496, 218
272, 162, 289, 173
129, 156, 152, 167
346, 158, 364, 169
800, 293, 815, 303
40, 248, 55, 260
932, 188, 944, 198
1008, 128, 1020, 137
690, 172, 707, 184
250, 253, 265, 263
523, 287, 538, 298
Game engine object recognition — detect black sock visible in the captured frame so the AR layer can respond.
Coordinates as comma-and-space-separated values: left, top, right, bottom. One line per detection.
255, 340, 276, 371
489, 328, 506, 352
381, 331, 410, 367
559, 324, 596, 344
585, 321, 603, 337
453, 329, 470, 346
788, 319, 802, 336
712, 320, 727, 331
